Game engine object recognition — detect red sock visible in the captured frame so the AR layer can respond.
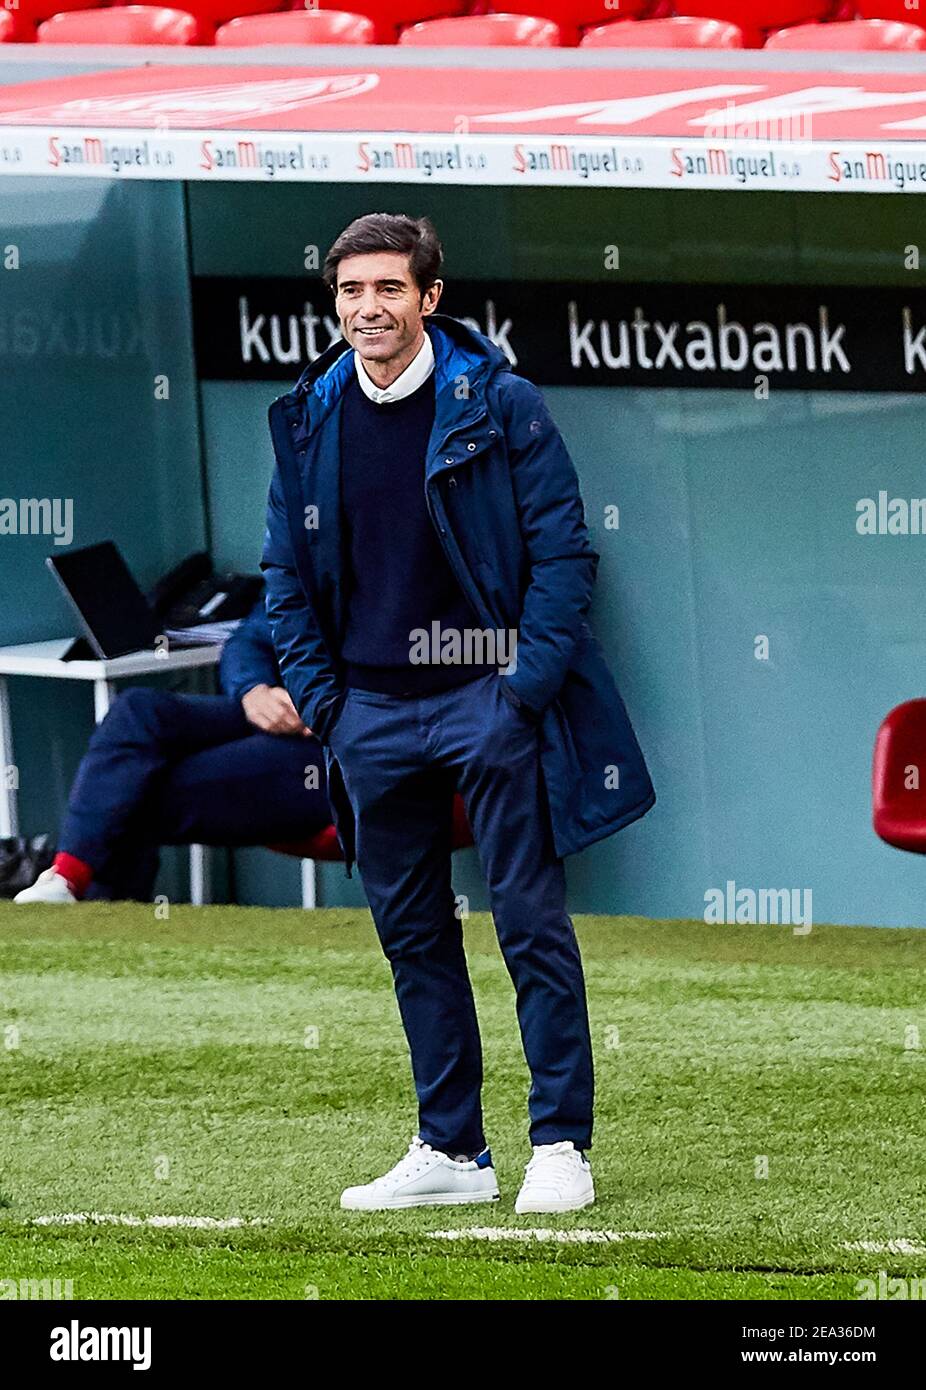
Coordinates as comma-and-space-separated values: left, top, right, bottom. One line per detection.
53, 852, 93, 899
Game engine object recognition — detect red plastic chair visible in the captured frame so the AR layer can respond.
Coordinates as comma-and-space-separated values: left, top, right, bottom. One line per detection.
287, 0, 465, 43
494, 0, 644, 42
498, 0, 648, 24
581, 15, 745, 47
267, 790, 475, 861
400, 13, 561, 44
766, 17, 926, 48
3, 0, 114, 38
674, 0, 830, 23
171, 0, 283, 30
215, 9, 374, 42
873, 701, 926, 853
37, 4, 201, 42
858, 1, 926, 25
674, 0, 829, 46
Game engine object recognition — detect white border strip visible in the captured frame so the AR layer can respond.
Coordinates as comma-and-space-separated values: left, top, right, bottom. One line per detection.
31, 1213, 269, 1229
23, 1220, 926, 1251
428, 1227, 670, 1243
843, 1239, 926, 1256
0, 127, 925, 191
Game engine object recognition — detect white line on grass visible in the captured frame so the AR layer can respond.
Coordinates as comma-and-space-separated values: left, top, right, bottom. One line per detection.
31, 1214, 269, 1229
428, 1228, 669, 1244
843, 1239, 926, 1256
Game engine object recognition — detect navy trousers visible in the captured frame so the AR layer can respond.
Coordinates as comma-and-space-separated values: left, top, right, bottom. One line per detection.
61, 688, 329, 901
328, 668, 594, 1154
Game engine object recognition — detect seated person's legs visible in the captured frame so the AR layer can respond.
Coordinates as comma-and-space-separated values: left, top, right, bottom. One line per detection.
88, 732, 328, 901
55, 687, 251, 898
149, 729, 328, 847
14, 598, 328, 904
86, 841, 161, 904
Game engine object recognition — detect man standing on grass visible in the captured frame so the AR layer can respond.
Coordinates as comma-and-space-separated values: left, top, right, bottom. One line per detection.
262, 212, 654, 1214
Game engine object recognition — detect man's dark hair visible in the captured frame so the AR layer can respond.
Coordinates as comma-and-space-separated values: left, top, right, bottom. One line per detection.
322, 213, 443, 297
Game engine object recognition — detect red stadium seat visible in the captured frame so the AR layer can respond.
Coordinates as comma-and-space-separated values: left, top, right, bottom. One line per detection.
581, 16, 745, 47
872, 701, 926, 853
0, 11, 17, 39
3, 0, 117, 38
497, 0, 649, 22
287, 0, 466, 44
173, 0, 283, 29
765, 17, 926, 48
674, 0, 830, 23
400, 12, 561, 44
37, 4, 201, 42
495, 0, 646, 42
858, 1, 926, 25
215, 9, 375, 43
673, 1, 829, 46
268, 791, 475, 861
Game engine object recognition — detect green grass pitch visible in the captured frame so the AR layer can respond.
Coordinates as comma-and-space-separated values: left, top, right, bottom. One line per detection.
0, 903, 923, 1300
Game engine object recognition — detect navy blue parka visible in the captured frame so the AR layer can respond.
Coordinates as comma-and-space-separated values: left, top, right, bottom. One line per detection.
261, 314, 655, 876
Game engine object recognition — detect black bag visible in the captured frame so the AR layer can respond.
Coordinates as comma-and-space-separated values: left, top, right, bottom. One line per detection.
0, 835, 55, 898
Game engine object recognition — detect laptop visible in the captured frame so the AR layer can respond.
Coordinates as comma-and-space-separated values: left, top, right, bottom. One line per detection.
46, 541, 197, 661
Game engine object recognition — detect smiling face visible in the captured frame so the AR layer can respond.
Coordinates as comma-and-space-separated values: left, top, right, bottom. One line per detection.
334, 250, 443, 388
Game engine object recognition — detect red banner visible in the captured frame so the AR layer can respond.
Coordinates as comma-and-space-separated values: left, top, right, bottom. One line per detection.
2, 64, 926, 188
1, 64, 926, 136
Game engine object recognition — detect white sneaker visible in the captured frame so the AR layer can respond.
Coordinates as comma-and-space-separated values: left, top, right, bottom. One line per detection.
515, 1140, 595, 1214
340, 1135, 500, 1210
13, 868, 78, 905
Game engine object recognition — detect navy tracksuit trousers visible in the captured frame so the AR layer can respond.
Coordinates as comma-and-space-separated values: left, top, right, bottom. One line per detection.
328, 668, 594, 1155
61, 688, 329, 900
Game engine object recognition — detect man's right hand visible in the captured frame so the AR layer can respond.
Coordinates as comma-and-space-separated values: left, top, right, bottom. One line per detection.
241, 684, 312, 737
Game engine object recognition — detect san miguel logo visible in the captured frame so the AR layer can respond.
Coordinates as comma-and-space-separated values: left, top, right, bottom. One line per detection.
48, 134, 107, 167
356, 140, 486, 177
199, 138, 329, 178
667, 143, 801, 185
512, 143, 644, 181
47, 134, 174, 173
828, 148, 926, 190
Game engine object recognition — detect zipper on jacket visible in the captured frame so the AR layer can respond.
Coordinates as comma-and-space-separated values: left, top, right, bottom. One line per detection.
424, 478, 495, 637
424, 410, 497, 628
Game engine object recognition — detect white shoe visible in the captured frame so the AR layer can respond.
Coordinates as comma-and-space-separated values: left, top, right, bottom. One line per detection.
13, 868, 78, 905
340, 1135, 500, 1210
515, 1140, 595, 1214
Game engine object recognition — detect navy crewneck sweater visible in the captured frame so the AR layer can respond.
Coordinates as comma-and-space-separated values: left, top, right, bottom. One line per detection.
339, 369, 495, 696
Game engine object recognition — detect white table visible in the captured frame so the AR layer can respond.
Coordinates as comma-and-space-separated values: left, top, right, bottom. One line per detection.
0, 638, 223, 904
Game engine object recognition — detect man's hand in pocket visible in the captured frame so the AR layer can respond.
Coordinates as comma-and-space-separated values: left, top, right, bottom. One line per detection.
241, 684, 312, 737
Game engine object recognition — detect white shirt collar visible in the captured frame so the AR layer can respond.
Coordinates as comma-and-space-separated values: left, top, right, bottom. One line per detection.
354, 330, 434, 405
